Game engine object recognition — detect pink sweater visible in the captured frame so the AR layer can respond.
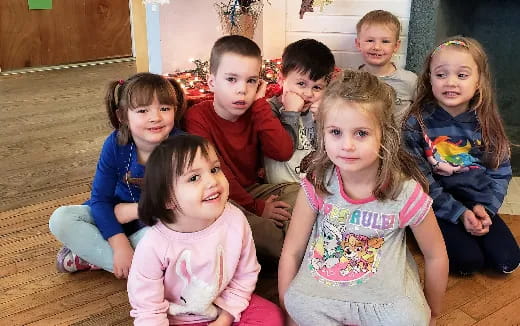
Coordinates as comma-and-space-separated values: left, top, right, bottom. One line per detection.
128, 203, 260, 325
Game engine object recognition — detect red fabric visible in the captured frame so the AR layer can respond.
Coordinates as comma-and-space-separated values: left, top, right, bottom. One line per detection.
176, 294, 284, 326
184, 98, 293, 216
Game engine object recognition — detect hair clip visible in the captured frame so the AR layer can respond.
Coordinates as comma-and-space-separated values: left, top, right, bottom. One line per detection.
431, 40, 469, 57
118, 79, 125, 85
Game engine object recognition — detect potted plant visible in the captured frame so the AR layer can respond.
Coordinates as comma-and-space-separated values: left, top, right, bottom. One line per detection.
215, 0, 265, 39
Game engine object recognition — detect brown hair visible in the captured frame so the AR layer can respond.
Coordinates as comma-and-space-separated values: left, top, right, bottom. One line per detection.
407, 36, 510, 168
281, 38, 335, 82
356, 10, 401, 41
209, 35, 262, 75
307, 69, 428, 200
105, 72, 186, 145
138, 134, 213, 226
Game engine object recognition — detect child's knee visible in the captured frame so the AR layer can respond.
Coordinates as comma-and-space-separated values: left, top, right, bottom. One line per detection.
48, 205, 88, 238
451, 252, 484, 275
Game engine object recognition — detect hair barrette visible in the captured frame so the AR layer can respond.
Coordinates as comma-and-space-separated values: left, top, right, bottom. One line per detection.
431, 40, 469, 57
118, 79, 125, 85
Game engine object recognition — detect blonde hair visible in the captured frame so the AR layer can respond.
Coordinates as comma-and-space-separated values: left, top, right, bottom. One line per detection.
408, 36, 510, 168
356, 10, 401, 41
307, 70, 428, 200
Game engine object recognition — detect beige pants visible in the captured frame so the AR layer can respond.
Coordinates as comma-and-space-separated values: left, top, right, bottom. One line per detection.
231, 182, 300, 258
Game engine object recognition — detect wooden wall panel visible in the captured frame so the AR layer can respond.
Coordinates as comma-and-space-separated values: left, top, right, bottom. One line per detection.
0, 0, 132, 71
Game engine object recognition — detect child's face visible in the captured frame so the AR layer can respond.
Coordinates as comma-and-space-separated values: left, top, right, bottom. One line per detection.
173, 147, 229, 230
323, 101, 381, 177
355, 23, 400, 68
430, 47, 479, 116
208, 53, 262, 122
280, 70, 327, 110
127, 95, 175, 149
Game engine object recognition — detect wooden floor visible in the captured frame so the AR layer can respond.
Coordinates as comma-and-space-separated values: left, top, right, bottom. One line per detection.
1, 63, 519, 325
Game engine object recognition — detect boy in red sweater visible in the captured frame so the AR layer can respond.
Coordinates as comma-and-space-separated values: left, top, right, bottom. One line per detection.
185, 35, 298, 258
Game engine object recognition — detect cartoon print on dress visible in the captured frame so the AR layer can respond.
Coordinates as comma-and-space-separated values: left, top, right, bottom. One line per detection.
168, 246, 224, 318
308, 205, 388, 286
423, 133, 480, 176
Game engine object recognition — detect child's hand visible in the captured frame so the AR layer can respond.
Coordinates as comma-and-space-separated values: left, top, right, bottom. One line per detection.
114, 203, 139, 223
208, 309, 233, 326
282, 90, 305, 112
113, 245, 134, 279
473, 204, 492, 228
108, 234, 134, 279
262, 195, 291, 227
309, 99, 321, 115
255, 79, 267, 100
460, 209, 488, 236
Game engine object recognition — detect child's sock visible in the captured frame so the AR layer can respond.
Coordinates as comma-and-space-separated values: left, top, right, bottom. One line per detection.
56, 246, 101, 273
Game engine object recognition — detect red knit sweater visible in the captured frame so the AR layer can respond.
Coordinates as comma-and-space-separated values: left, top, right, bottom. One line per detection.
185, 98, 294, 216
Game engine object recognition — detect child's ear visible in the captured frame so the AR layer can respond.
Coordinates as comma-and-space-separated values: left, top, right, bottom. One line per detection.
165, 198, 176, 210
207, 74, 216, 91
393, 39, 401, 54
355, 37, 361, 50
277, 73, 285, 87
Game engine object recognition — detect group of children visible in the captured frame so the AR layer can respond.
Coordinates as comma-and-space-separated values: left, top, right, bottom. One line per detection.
48, 9, 519, 326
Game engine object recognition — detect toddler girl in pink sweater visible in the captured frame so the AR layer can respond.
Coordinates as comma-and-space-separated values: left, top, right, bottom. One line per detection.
127, 134, 283, 326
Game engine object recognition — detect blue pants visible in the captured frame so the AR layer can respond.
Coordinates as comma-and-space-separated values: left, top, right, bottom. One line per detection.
437, 214, 520, 274
48, 205, 148, 272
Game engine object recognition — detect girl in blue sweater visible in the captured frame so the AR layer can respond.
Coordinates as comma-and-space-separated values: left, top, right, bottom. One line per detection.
404, 36, 520, 275
49, 73, 185, 278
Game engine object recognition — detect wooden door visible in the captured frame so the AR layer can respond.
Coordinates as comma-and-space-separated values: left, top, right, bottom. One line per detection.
0, 0, 132, 71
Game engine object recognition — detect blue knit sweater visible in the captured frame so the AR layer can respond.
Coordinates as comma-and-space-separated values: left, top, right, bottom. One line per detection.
403, 104, 511, 223
86, 128, 184, 239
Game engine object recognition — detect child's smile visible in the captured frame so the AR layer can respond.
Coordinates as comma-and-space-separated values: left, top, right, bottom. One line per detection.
171, 147, 229, 232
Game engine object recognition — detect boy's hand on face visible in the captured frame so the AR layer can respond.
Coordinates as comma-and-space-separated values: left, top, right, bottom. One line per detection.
309, 99, 321, 120
262, 195, 292, 227
282, 91, 305, 112
255, 79, 268, 101
309, 99, 321, 115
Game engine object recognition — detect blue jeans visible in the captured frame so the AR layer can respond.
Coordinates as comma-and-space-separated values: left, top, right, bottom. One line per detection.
48, 205, 149, 272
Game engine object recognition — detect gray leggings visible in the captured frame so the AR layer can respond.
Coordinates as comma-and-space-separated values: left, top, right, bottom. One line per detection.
49, 205, 148, 272
284, 286, 430, 326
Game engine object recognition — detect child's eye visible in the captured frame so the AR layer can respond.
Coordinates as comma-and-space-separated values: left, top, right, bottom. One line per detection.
297, 81, 306, 87
312, 85, 323, 91
226, 77, 236, 83
382, 40, 392, 44
329, 128, 342, 136
458, 73, 469, 79
247, 78, 258, 84
434, 73, 446, 78
355, 130, 369, 138
136, 109, 147, 114
211, 166, 221, 174
188, 175, 200, 182
366, 39, 374, 43
160, 106, 171, 111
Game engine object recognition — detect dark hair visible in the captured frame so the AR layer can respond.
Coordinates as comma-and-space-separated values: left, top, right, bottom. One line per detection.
209, 35, 262, 74
407, 36, 510, 168
281, 39, 335, 82
105, 72, 186, 145
138, 134, 213, 226
308, 69, 428, 200
356, 10, 401, 41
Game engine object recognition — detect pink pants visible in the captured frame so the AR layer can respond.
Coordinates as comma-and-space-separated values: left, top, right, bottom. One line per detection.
178, 294, 284, 326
